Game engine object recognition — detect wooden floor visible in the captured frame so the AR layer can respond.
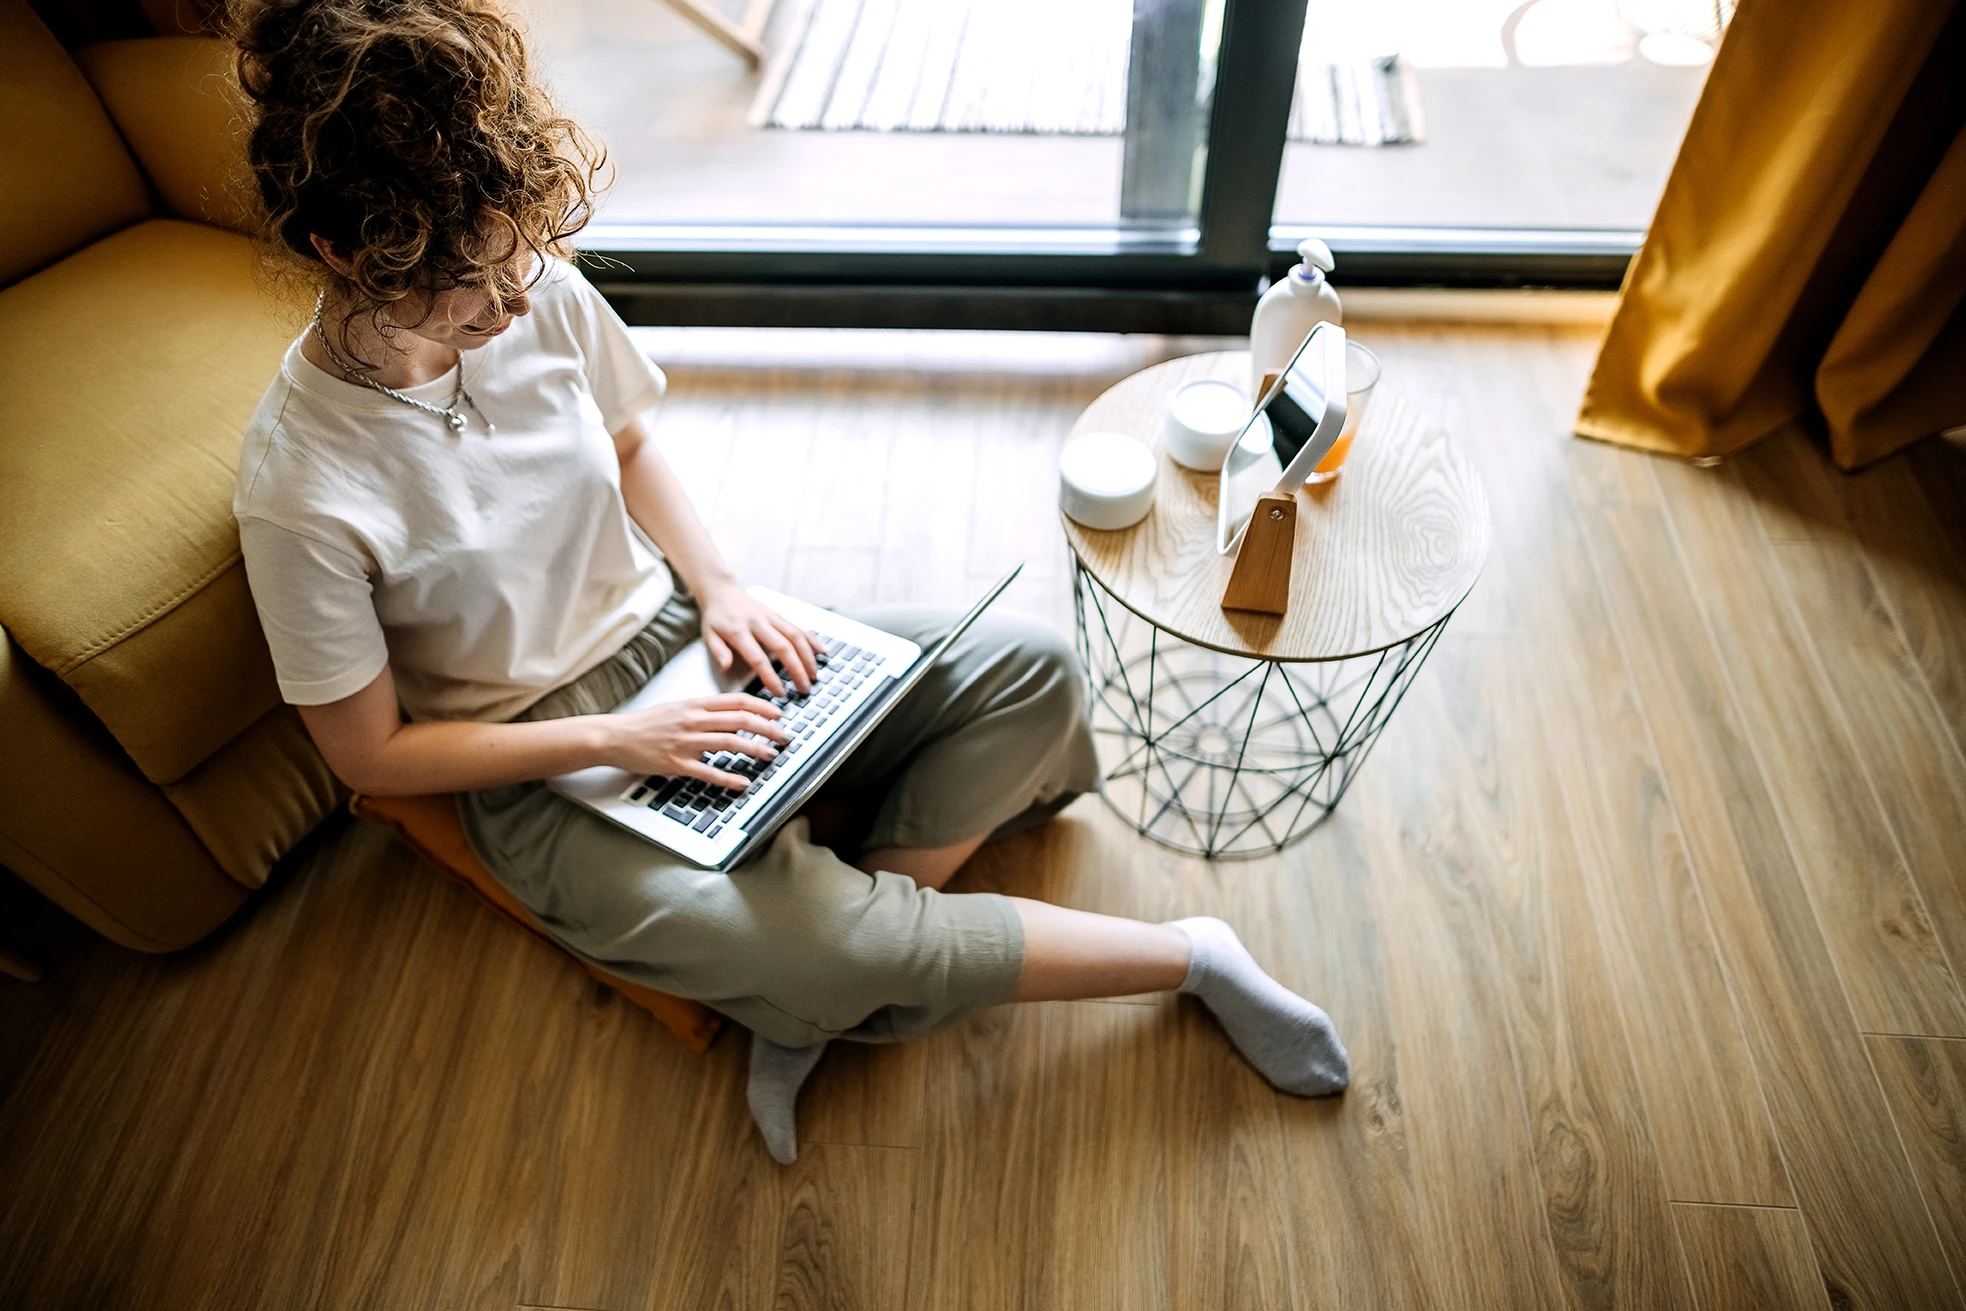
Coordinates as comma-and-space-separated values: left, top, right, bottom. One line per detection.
4, 322, 1966, 1310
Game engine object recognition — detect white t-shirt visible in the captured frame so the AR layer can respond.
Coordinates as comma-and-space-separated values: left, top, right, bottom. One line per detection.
234, 260, 674, 723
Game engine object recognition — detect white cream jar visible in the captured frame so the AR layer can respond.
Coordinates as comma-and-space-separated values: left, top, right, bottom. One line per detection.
1059, 430, 1157, 531
1162, 378, 1264, 471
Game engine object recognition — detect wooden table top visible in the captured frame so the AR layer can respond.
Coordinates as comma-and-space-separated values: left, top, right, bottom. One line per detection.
1061, 350, 1490, 662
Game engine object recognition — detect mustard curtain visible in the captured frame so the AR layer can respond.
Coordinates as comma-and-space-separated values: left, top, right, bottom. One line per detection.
1577, 0, 1966, 471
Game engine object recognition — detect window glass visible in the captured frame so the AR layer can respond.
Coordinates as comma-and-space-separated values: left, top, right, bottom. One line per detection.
1272, 0, 1731, 231
519, 0, 1226, 233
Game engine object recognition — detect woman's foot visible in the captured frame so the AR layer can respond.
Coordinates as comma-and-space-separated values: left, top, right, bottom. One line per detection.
1168, 917, 1350, 1096
746, 1032, 829, 1164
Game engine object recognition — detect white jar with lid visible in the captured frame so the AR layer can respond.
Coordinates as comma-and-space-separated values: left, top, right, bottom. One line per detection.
1162, 378, 1245, 471
1161, 378, 1273, 472
1059, 431, 1157, 531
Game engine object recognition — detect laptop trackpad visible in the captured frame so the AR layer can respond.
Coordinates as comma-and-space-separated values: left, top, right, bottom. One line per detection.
613, 638, 749, 714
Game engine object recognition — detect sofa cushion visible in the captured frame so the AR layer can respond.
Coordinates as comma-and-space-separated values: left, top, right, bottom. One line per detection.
0, 0, 150, 287
160, 700, 344, 887
0, 218, 308, 785
76, 37, 260, 236
0, 629, 248, 951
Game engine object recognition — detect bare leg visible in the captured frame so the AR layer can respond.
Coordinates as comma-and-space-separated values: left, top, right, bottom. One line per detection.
1011, 904, 1349, 1096
857, 833, 991, 891
856, 837, 1189, 996
749, 890, 1337, 1168
1009, 898, 1190, 1000
856, 840, 1190, 995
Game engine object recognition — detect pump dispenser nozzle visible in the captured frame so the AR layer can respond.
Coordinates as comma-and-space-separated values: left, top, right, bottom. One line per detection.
1292, 237, 1335, 283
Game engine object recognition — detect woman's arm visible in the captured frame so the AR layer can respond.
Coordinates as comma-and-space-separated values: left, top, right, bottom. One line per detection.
299, 660, 787, 797
612, 415, 818, 695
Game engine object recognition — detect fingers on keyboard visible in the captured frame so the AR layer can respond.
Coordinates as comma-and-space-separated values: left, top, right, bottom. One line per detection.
633, 640, 885, 838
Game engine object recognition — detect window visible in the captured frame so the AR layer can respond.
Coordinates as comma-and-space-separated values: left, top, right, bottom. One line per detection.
1275, 0, 1724, 230
526, 0, 1726, 327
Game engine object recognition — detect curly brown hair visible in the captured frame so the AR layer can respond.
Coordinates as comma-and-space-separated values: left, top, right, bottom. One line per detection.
229, 0, 604, 323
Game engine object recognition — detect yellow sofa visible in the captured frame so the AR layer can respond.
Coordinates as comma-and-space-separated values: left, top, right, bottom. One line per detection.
0, 1, 343, 951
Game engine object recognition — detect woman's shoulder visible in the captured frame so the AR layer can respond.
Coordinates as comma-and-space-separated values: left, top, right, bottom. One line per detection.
233, 346, 306, 519
232, 339, 399, 536
526, 256, 617, 330
525, 256, 582, 309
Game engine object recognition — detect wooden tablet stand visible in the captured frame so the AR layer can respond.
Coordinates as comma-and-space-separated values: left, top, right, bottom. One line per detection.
1222, 370, 1295, 615
1223, 492, 1296, 613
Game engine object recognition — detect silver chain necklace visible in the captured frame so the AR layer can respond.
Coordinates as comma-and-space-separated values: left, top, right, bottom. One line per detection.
311, 296, 494, 435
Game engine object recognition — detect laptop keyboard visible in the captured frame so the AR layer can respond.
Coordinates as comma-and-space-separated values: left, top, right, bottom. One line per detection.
621, 636, 881, 840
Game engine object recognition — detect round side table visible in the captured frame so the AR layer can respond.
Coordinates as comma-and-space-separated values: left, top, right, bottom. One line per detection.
1062, 350, 1490, 859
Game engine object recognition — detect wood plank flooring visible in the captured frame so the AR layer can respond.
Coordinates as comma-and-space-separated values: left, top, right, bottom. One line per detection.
5, 323, 1966, 1309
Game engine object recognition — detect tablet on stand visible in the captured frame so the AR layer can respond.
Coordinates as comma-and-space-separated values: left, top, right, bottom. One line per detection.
1217, 322, 1349, 614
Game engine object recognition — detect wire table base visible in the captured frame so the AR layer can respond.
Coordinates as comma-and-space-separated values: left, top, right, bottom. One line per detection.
1073, 561, 1452, 859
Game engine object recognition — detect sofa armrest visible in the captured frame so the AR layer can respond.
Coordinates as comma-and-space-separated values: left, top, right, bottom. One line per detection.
74, 37, 258, 235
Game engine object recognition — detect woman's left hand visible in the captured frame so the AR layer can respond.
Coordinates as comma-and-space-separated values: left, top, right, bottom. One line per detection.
697, 579, 820, 696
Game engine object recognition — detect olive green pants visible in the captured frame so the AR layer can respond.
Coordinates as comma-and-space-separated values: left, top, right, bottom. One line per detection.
458, 585, 1099, 1047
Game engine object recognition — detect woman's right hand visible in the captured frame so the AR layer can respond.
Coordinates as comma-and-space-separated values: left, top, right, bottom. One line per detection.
600, 692, 790, 790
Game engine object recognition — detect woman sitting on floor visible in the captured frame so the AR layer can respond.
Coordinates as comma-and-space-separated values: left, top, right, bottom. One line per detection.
229, 0, 1349, 1163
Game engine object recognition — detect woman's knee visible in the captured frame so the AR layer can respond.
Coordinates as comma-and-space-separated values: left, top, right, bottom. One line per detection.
977, 613, 1087, 718
717, 834, 919, 986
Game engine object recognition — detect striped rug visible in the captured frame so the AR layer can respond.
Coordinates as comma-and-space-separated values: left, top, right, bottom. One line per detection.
755, 0, 1423, 146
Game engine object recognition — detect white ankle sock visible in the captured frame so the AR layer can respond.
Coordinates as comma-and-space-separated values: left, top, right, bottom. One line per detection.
1168, 916, 1350, 1096
746, 1032, 828, 1164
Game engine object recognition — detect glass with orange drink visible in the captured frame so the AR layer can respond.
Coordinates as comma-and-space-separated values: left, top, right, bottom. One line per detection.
1305, 340, 1382, 484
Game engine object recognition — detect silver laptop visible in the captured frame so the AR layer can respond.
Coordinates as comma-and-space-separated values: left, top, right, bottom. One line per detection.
546, 565, 1023, 870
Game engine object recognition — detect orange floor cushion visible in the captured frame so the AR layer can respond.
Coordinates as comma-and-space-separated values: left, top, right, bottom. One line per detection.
348, 793, 725, 1053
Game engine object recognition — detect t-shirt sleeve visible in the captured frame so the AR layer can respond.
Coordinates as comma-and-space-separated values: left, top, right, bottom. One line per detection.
237, 517, 391, 706
560, 262, 667, 432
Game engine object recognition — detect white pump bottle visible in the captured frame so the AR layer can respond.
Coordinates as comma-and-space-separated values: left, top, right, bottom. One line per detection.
1248, 237, 1342, 399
